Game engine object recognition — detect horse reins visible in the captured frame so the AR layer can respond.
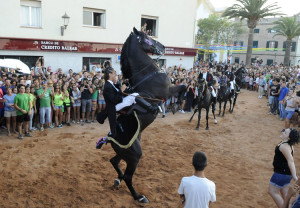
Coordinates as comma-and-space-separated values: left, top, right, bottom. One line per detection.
122, 92, 163, 102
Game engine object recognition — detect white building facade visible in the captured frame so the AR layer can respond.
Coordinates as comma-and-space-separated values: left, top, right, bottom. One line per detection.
0, 0, 198, 73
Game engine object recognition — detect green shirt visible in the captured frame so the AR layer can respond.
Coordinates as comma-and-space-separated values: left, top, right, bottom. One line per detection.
64, 91, 70, 104
54, 93, 64, 106
29, 93, 36, 108
37, 89, 52, 107
14, 93, 30, 116
91, 89, 98, 100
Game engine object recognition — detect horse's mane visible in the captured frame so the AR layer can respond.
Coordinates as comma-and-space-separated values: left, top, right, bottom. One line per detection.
121, 34, 132, 79
235, 67, 244, 76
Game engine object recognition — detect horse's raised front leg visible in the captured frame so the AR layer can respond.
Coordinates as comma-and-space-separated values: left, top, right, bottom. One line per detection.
231, 95, 237, 113
205, 107, 209, 130
189, 108, 198, 122
110, 155, 123, 187
228, 98, 232, 113
212, 105, 217, 124
223, 101, 227, 117
196, 107, 201, 130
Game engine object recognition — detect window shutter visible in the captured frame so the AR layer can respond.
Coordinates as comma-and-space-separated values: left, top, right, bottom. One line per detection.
283, 42, 286, 51
275, 41, 278, 49
266, 41, 269, 48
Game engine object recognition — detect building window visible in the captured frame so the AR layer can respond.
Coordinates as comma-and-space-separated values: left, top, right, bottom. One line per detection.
253, 41, 258, 48
83, 8, 106, 27
283, 41, 296, 52
141, 15, 158, 37
267, 59, 274, 66
83, 57, 110, 71
266, 41, 278, 50
234, 41, 244, 50
268, 29, 277, 33
20, 0, 42, 27
254, 29, 260, 33
234, 57, 240, 64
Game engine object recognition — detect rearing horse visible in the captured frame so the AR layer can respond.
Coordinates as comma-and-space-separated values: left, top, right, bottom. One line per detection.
102, 28, 186, 203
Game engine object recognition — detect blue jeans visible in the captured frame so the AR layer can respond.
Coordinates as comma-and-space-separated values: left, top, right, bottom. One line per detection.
271, 97, 279, 114
40, 106, 51, 124
279, 103, 286, 119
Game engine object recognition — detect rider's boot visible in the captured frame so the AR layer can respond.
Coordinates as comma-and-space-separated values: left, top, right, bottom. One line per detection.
231, 89, 235, 99
212, 97, 217, 111
236, 84, 240, 93
135, 97, 158, 113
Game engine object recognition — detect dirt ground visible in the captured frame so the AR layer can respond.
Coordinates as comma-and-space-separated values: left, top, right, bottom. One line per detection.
0, 89, 299, 208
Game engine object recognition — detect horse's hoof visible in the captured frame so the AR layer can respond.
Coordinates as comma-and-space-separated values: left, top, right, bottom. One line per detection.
114, 178, 121, 187
206, 127, 209, 130
214, 120, 218, 124
222, 115, 225, 117
137, 195, 149, 203
189, 119, 192, 123
196, 127, 199, 130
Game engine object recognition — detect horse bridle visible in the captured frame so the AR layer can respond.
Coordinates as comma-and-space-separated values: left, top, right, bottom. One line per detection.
198, 79, 207, 99
133, 33, 164, 62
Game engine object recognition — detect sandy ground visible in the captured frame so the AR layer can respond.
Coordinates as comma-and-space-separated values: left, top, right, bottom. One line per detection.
0, 89, 300, 208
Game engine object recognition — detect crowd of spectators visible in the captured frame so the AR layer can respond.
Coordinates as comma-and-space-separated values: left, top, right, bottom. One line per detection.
1, 56, 300, 139
238, 62, 300, 129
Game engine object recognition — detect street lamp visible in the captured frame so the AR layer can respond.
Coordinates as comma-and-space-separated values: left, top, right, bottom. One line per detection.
61, 12, 70, 36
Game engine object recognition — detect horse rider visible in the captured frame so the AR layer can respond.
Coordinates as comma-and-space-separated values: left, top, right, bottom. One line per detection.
198, 65, 217, 110
103, 67, 158, 138
225, 65, 235, 98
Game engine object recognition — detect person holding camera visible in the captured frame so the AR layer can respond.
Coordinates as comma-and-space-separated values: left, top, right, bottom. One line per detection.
283, 89, 297, 129
37, 80, 54, 131
91, 78, 99, 122
80, 78, 93, 126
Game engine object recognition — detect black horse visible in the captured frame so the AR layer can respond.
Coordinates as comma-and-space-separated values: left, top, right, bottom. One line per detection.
217, 75, 232, 117
189, 77, 217, 130
103, 28, 186, 203
230, 67, 246, 113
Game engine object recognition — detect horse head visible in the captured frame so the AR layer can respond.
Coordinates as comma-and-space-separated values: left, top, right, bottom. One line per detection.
132, 27, 165, 56
219, 75, 227, 87
197, 78, 207, 99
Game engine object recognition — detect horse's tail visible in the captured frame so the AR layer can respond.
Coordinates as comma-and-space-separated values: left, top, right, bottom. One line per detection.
169, 85, 186, 105
169, 85, 186, 97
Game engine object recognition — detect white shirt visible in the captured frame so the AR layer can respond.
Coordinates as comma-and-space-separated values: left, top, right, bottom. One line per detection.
202, 72, 207, 80
25, 80, 31, 86
178, 175, 216, 208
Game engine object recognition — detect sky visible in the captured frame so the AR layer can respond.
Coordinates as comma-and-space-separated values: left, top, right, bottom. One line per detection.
210, 0, 300, 16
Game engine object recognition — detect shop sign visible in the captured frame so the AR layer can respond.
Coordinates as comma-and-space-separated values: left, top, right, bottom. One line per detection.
0, 38, 197, 56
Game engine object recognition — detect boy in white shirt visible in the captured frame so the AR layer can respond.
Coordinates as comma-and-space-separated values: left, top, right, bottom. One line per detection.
178, 151, 216, 208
